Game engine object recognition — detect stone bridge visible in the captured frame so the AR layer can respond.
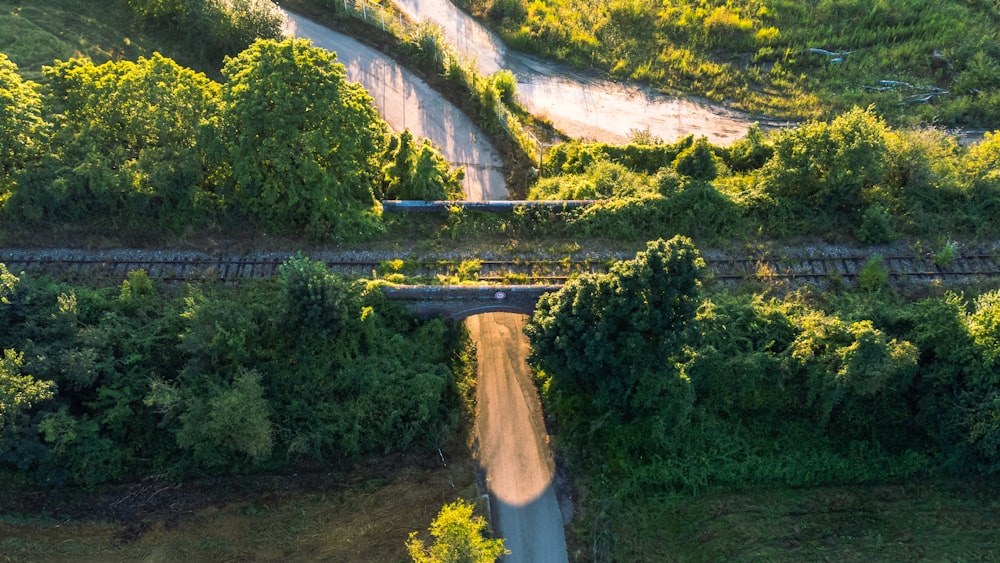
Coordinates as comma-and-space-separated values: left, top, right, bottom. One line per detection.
381, 284, 562, 321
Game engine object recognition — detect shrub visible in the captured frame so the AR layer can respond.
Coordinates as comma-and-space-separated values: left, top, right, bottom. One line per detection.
858, 255, 889, 292
856, 203, 897, 243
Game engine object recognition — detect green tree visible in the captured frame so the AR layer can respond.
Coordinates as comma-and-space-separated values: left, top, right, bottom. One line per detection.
759, 107, 888, 228
406, 500, 507, 563
0, 54, 46, 204
673, 136, 718, 181
526, 236, 704, 421
0, 349, 54, 434
382, 130, 464, 200
215, 38, 389, 239
35, 54, 220, 227
175, 369, 274, 468
278, 256, 352, 338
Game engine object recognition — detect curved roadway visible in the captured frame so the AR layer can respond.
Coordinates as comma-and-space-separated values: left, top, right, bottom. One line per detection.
282, 11, 508, 201
466, 313, 568, 563
393, 0, 757, 144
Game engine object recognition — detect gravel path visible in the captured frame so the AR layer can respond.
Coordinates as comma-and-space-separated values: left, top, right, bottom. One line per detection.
467, 313, 569, 563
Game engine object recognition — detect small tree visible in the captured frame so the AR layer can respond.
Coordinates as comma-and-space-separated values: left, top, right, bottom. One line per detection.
0, 349, 54, 434
406, 500, 507, 563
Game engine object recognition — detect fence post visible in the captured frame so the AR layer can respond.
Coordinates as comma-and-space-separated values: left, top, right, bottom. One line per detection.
381, 8, 385, 31
343, 0, 347, 11
362, 0, 366, 20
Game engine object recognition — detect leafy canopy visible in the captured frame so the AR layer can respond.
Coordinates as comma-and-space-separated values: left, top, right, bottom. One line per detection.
526, 235, 704, 420
216, 38, 388, 239
406, 500, 507, 563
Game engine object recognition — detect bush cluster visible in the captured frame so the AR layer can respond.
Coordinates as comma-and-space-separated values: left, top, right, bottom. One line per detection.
530, 109, 1000, 244
0, 41, 461, 240
0, 259, 468, 486
528, 240, 1000, 495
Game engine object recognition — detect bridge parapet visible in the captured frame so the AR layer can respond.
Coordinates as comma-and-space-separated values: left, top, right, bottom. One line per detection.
381, 284, 562, 321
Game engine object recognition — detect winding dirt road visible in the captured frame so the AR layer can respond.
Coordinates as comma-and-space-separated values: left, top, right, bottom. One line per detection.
466, 313, 569, 563
393, 0, 758, 144
282, 11, 508, 200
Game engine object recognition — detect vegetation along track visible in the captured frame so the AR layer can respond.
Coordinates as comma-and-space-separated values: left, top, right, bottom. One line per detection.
3, 249, 1000, 288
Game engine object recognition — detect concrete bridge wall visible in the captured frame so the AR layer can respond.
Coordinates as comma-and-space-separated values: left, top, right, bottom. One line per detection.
381, 284, 562, 321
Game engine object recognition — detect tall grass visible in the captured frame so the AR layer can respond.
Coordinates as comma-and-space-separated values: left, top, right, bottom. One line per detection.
464, 0, 1000, 127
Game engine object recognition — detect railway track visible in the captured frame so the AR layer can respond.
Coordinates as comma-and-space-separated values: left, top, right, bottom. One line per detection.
2, 251, 999, 288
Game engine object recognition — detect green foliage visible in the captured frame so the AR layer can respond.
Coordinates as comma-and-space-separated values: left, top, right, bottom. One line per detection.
968, 290, 1000, 369
39, 406, 127, 486
725, 123, 773, 173
674, 136, 718, 181
174, 368, 274, 468
530, 244, 1000, 496
127, 0, 283, 64
934, 240, 958, 268
406, 500, 507, 563
491, 69, 517, 106
408, 22, 449, 75
543, 136, 693, 176
18, 54, 220, 228
527, 237, 704, 440
0, 260, 464, 485
128, 0, 186, 19
0, 349, 55, 434
382, 131, 465, 200
858, 255, 889, 292
759, 108, 889, 229
278, 256, 352, 337
855, 203, 897, 243
0, 54, 46, 200
215, 38, 388, 239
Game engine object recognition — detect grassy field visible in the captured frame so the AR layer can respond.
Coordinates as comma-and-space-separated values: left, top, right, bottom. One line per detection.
0, 440, 481, 562
0, 1, 139, 80
0, 0, 225, 80
4, 452, 999, 562
599, 480, 1000, 561
458, 0, 1000, 127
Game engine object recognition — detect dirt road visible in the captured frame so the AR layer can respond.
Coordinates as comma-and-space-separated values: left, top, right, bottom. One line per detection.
393, 0, 760, 145
281, 11, 508, 201
466, 313, 568, 563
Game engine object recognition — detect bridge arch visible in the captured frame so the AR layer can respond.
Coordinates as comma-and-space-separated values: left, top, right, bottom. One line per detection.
381, 285, 561, 322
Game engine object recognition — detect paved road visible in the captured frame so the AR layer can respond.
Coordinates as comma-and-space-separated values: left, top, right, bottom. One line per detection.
466, 313, 569, 563
393, 0, 758, 145
282, 10, 508, 201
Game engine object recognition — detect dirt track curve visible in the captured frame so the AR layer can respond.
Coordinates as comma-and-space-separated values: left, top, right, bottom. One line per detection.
467, 313, 569, 563
393, 0, 761, 145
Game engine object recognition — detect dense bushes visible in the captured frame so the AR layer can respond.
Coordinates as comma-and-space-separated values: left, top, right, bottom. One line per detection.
0, 41, 461, 240
530, 108, 1000, 243
528, 241, 1000, 495
0, 259, 468, 486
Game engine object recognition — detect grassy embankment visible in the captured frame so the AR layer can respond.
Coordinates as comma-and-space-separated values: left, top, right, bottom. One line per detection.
458, 0, 1000, 127
0, 0, 232, 80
